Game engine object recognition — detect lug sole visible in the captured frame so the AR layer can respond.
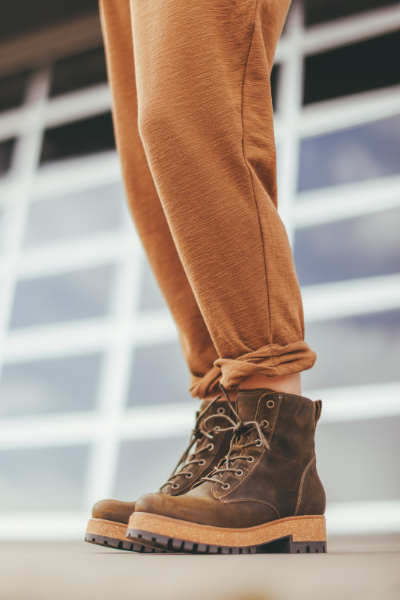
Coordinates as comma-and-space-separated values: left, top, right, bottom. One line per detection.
127, 513, 327, 554
85, 518, 168, 553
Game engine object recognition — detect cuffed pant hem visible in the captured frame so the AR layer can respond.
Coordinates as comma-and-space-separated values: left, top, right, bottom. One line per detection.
189, 365, 222, 399
215, 341, 317, 389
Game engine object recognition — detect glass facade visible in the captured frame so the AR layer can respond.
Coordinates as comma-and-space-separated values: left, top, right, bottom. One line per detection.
0, 0, 399, 539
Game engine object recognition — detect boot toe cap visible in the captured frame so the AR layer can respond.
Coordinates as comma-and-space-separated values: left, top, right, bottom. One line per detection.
92, 499, 136, 524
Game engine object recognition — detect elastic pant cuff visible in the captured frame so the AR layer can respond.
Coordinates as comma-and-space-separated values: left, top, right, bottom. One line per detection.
189, 365, 222, 399
215, 341, 317, 389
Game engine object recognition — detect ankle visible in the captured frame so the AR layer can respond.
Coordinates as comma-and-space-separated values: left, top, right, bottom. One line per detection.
238, 373, 301, 396
204, 387, 237, 403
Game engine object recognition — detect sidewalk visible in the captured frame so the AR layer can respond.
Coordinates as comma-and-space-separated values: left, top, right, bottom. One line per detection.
1, 536, 399, 600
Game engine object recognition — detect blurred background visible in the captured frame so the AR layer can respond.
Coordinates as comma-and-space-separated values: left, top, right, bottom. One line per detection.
0, 0, 399, 543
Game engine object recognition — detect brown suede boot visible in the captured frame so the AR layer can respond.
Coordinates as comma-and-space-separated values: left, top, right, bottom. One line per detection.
127, 388, 327, 554
85, 395, 237, 552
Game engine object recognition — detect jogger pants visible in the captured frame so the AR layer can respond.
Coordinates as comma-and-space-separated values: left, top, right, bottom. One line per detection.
99, 0, 316, 397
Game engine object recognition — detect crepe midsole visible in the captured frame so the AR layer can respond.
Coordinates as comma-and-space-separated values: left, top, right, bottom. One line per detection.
128, 512, 326, 547
86, 518, 131, 542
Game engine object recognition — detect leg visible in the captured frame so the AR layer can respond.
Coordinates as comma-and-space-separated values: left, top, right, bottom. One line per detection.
99, 0, 220, 399
126, 0, 325, 554
85, 0, 238, 553
131, 0, 316, 390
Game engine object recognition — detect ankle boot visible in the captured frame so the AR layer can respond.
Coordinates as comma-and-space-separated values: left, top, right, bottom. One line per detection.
85, 395, 237, 552
127, 388, 327, 554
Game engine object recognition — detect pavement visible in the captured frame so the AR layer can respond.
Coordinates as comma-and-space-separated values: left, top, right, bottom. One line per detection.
1, 535, 399, 600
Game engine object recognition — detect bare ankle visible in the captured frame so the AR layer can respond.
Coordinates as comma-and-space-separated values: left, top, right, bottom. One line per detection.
238, 373, 301, 396
204, 387, 237, 403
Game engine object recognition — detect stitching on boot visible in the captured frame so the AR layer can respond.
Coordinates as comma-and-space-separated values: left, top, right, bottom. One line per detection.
268, 393, 282, 445
222, 497, 281, 519
294, 455, 316, 516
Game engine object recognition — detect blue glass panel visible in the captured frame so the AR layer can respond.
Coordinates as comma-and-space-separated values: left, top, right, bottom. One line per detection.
24, 184, 126, 247
113, 437, 188, 501
316, 417, 400, 503
0, 354, 102, 417
126, 342, 189, 406
138, 259, 167, 311
302, 310, 400, 391
10, 265, 115, 329
0, 138, 15, 176
294, 207, 400, 286
298, 115, 400, 192
0, 445, 89, 512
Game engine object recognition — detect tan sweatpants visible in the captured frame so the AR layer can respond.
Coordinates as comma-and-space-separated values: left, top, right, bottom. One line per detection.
99, 0, 316, 398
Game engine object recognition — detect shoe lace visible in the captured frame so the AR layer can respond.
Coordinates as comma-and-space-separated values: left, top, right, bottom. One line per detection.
160, 395, 234, 491
201, 384, 270, 489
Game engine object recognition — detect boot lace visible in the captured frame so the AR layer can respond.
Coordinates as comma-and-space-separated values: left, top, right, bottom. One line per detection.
160, 395, 233, 491
201, 384, 270, 490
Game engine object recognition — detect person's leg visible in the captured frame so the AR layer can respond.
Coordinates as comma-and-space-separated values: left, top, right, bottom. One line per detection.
85, 0, 237, 553
126, 0, 325, 554
99, 0, 221, 400
130, 0, 316, 391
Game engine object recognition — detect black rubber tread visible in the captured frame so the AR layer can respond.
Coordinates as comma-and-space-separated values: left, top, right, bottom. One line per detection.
84, 533, 167, 553
127, 529, 327, 555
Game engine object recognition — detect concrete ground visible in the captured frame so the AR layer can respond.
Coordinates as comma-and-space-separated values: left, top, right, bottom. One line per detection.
1, 535, 399, 600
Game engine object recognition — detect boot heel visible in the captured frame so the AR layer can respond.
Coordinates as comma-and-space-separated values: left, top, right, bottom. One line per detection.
256, 535, 327, 554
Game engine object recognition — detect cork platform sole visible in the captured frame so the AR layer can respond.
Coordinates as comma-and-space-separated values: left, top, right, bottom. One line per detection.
85, 518, 168, 553
127, 513, 327, 554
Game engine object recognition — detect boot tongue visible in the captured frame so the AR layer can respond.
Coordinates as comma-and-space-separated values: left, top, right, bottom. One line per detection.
236, 388, 276, 422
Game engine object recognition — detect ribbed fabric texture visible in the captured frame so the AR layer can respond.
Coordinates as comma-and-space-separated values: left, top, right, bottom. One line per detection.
100, 0, 316, 397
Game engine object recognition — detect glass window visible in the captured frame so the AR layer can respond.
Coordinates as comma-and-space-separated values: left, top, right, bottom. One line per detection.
10, 265, 115, 329
0, 0, 98, 41
126, 342, 189, 407
113, 437, 188, 501
316, 417, 400, 503
298, 115, 400, 192
24, 184, 126, 247
303, 30, 400, 105
0, 445, 89, 512
0, 354, 102, 417
302, 310, 400, 391
305, 0, 399, 27
294, 207, 400, 286
40, 112, 115, 164
50, 48, 108, 97
138, 260, 167, 311
0, 138, 15, 176
0, 72, 29, 112
270, 64, 280, 112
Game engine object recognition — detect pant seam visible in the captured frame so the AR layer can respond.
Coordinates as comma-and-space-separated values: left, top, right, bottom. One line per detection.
240, 1, 276, 370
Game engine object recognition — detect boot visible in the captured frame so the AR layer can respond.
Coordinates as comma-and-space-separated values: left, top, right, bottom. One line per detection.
85, 394, 237, 552
127, 388, 327, 554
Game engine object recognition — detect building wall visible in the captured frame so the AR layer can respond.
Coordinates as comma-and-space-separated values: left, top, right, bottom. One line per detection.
0, 0, 399, 539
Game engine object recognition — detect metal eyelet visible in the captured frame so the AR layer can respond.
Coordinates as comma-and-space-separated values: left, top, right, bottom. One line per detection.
207, 443, 214, 451
267, 400, 275, 409
172, 483, 179, 489
186, 472, 193, 478
217, 407, 225, 414
222, 483, 230, 489
261, 420, 269, 428
247, 456, 255, 463
235, 470, 244, 476
199, 459, 206, 466
255, 440, 262, 447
